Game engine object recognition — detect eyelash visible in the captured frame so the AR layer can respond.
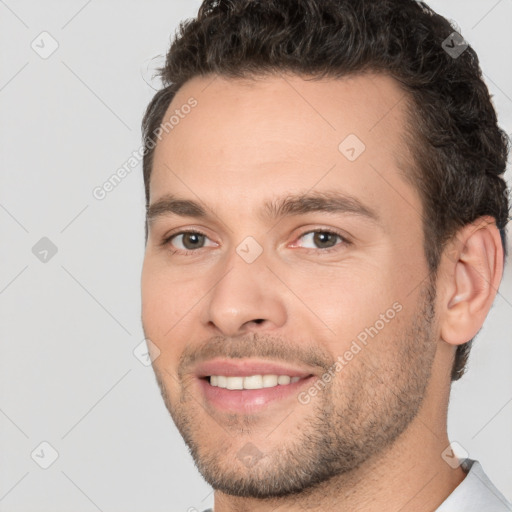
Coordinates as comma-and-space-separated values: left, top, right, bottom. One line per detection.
161, 228, 350, 256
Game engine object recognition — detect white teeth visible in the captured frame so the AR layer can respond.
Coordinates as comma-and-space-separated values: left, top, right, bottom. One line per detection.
226, 376, 244, 390
243, 375, 263, 389
209, 374, 303, 390
262, 375, 278, 388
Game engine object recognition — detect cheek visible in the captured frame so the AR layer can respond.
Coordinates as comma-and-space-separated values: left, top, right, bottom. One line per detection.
142, 257, 192, 331
286, 262, 401, 344
141, 270, 182, 397
141, 257, 210, 369
141, 259, 185, 361
141, 261, 166, 336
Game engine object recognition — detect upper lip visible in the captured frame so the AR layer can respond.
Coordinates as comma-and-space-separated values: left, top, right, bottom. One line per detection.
194, 358, 315, 378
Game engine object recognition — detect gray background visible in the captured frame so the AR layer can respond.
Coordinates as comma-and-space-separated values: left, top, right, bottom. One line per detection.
0, 1, 510, 511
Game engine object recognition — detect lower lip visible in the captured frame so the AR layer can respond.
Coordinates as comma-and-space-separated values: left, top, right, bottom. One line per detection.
198, 376, 316, 413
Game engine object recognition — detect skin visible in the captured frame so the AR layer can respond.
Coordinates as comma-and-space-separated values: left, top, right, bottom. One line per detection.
141, 72, 503, 511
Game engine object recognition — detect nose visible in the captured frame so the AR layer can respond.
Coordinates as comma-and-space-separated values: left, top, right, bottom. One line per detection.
201, 247, 287, 337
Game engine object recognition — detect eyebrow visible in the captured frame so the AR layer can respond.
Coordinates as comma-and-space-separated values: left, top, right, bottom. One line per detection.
146, 191, 380, 225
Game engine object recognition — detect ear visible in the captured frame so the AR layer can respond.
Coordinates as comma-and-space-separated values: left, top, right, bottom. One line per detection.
439, 216, 504, 346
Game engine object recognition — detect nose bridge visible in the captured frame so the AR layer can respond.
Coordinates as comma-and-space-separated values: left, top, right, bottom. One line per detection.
203, 236, 287, 335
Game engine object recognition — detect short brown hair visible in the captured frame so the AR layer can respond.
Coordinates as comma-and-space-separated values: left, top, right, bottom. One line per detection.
141, 0, 510, 381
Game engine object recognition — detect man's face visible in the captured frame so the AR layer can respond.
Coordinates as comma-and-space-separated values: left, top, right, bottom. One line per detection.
141, 73, 439, 497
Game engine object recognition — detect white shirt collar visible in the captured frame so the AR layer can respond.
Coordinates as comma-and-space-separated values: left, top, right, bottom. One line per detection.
436, 459, 512, 511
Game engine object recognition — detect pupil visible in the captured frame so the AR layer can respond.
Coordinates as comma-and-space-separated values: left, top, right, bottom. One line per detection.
184, 233, 203, 249
314, 232, 335, 248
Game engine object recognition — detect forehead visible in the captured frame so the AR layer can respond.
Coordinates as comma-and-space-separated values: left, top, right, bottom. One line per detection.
149, 72, 420, 227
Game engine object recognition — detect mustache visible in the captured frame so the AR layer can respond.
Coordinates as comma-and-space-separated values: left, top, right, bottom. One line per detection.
178, 333, 334, 378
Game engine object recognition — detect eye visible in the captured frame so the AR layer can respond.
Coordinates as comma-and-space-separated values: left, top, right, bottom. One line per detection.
163, 230, 216, 253
294, 229, 348, 251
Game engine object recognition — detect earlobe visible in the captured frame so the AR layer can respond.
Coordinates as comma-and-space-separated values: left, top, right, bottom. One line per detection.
440, 217, 504, 346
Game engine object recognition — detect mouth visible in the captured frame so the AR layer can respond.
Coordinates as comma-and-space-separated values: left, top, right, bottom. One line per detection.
194, 359, 317, 413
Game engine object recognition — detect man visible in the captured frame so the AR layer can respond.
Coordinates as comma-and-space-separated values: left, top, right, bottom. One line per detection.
140, 0, 511, 510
